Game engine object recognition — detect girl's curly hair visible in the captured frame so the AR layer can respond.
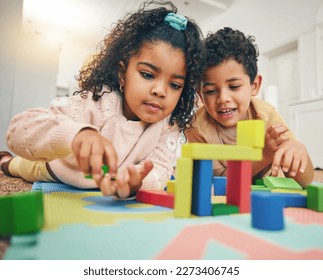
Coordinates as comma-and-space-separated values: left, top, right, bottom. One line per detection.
75, 0, 204, 131
203, 27, 259, 83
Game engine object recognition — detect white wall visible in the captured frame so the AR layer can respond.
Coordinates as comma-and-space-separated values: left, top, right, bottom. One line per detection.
0, 0, 23, 150
201, 0, 323, 91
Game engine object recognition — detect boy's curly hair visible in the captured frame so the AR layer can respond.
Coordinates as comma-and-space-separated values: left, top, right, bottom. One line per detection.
75, 0, 204, 131
203, 27, 259, 83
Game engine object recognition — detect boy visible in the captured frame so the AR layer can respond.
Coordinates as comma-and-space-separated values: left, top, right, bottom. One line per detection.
185, 27, 313, 188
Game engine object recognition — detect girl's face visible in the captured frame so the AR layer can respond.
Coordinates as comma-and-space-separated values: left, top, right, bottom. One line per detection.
119, 42, 186, 123
200, 59, 261, 128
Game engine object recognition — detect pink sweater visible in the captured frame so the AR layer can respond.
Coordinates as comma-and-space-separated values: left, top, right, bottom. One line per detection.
6, 89, 180, 190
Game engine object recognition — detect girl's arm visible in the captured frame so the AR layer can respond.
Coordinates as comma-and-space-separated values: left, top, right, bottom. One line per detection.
6, 96, 99, 161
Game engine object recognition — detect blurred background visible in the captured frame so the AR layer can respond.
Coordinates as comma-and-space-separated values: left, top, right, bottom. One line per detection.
1, 0, 323, 168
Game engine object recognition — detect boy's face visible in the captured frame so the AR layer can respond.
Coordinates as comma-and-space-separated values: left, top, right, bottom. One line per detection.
199, 59, 261, 128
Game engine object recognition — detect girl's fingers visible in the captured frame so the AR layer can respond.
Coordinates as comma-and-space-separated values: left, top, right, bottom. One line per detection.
116, 173, 130, 198
140, 159, 154, 179
77, 143, 92, 175
100, 174, 117, 196
104, 145, 118, 178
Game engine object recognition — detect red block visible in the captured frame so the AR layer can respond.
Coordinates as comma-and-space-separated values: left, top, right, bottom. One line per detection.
136, 189, 174, 208
226, 160, 252, 213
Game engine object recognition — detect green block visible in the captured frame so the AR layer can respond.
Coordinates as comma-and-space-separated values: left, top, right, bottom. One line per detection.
212, 203, 239, 216
0, 191, 44, 236
0, 195, 13, 236
253, 178, 264, 186
264, 176, 302, 190
307, 184, 323, 212
85, 165, 116, 180
251, 185, 271, 192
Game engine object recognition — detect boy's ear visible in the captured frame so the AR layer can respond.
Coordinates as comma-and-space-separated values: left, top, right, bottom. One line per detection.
118, 61, 126, 86
251, 75, 262, 97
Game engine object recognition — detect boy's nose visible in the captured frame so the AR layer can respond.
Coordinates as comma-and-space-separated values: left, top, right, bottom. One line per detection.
217, 89, 231, 103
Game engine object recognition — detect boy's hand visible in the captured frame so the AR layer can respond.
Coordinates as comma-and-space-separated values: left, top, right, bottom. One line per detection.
72, 128, 118, 184
271, 140, 308, 177
265, 124, 289, 152
99, 159, 154, 198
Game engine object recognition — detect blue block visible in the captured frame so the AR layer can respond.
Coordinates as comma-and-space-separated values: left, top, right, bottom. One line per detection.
278, 193, 307, 208
213, 176, 226, 195
192, 160, 213, 216
251, 192, 284, 231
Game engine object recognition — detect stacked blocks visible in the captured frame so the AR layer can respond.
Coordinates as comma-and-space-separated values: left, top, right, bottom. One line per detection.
307, 184, 323, 212
251, 192, 284, 230
0, 191, 44, 236
174, 120, 265, 217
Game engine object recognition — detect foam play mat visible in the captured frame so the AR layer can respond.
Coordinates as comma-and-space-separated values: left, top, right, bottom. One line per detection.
4, 182, 323, 260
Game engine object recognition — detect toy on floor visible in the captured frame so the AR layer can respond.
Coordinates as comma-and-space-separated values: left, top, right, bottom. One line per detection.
0, 191, 44, 236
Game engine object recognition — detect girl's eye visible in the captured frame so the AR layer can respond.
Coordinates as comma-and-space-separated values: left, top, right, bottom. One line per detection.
141, 71, 154, 80
170, 83, 182, 90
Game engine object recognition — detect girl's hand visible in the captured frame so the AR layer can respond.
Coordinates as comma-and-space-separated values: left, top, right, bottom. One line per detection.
99, 159, 154, 198
271, 140, 308, 178
72, 128, 118, 185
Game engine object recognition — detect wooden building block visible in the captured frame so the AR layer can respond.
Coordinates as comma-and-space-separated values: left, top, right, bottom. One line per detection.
226, 160, 252, 213
174, 157, 193, 218
191, 160, 213, 216
251, 192, 285, 231
166, 180, 175, 193
213, 176, 226, 195
181, 143, 262, 161
211, 203, 239, 216
251, 185, 271, 191
0, 191, 44, 236
279, 193, 307, 208
236, 120, 265, 148
264, 176, 302, 190
307, 184, 323, 212
136, 189, 174, 208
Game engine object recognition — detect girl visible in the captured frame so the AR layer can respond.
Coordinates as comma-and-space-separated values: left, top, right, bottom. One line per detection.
1, 1, 204, 198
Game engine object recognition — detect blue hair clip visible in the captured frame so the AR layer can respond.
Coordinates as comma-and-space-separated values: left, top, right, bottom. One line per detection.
164, 12, 187, 31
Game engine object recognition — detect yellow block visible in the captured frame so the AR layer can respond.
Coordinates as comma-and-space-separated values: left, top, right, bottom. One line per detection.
167, 180, 175, 193
174, 157, 193, 218
237, 120, 265, 148
181, 143, 262, 161
271, 188, 307, 196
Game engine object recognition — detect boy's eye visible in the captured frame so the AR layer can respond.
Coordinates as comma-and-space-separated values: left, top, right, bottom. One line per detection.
230, 85, 241, 90
203, 89, 218, 95
141, 71, 154, 80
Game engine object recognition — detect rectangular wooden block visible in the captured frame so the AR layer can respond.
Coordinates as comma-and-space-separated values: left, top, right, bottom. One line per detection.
264, 176, 302, 190
307, 184, 323, 212
236, 120, 265, 148
136, 189, 174, 208
174, 157, 193, 218
181, 143, 262, 161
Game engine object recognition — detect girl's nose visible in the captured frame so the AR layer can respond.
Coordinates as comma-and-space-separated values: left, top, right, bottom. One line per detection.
151, 82, 167, 98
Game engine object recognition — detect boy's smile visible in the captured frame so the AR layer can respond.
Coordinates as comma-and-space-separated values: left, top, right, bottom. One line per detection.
200, 59, 261, 128
120, 42, 186, 123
